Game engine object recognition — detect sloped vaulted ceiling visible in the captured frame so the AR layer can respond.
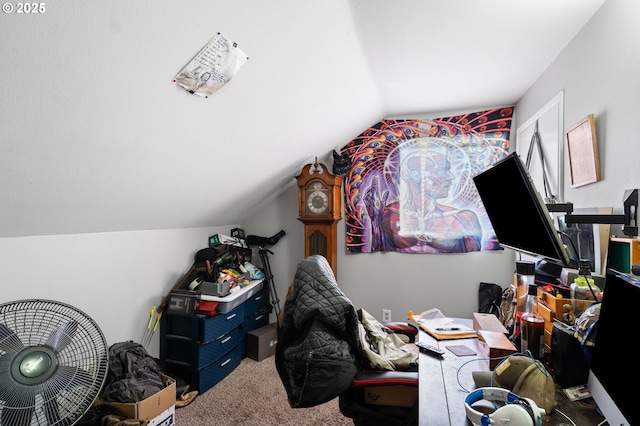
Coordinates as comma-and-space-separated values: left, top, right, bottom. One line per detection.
0, 0, 605, 238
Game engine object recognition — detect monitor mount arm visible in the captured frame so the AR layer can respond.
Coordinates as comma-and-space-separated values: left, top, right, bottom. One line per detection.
546, 189, 638, 237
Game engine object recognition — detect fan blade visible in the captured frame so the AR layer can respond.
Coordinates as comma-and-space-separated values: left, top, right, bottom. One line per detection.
0, 386, 35, 426
42, 365, 96, 424
43, 395, 62, 425
56, 364, 96, 389
0, 323, 25, 354
45, 320, 78, 354
0, 350, 17, 372
0, 364, 19, 402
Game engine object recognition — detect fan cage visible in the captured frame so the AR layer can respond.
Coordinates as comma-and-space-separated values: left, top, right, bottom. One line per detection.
0, 299, 109, 426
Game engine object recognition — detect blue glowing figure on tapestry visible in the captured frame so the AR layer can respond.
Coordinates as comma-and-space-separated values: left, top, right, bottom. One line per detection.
340, 107, 513, 254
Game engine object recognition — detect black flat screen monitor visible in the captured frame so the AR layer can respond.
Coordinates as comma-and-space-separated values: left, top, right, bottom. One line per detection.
588, 269, 639, 425
472, 152, 571, 266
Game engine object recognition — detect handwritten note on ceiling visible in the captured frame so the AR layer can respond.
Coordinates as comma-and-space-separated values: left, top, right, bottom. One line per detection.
174, 32, 248, 98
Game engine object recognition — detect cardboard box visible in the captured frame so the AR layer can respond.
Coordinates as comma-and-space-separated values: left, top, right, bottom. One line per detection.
247, 323, 277, 361
364, 385, 417, 408
149, 406, 175, 426
95, 374, 176, 422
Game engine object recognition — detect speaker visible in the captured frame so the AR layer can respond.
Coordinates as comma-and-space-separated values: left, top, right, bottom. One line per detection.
465, 387, 544, 426
550, 321, 590, 387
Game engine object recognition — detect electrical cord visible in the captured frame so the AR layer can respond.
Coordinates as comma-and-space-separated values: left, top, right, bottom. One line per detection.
558, 230, 599, 302
555, 408, 577, 426
577, 259, 600, 302
558, 230, 580, 266
454, 351, 548, 392
455, 352, 553, 413
455, 351, 595, 426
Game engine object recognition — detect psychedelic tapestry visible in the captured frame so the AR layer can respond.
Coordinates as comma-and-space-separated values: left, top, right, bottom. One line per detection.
341, 107, 513, 254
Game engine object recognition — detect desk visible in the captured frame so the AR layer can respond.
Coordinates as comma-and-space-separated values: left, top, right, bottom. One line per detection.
417, 328, 605, 425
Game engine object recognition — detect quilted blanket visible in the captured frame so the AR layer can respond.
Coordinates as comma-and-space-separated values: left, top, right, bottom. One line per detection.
275, 255, 362, 408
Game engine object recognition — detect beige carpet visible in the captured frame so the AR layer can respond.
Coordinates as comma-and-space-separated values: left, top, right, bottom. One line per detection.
175, 356, 354, 426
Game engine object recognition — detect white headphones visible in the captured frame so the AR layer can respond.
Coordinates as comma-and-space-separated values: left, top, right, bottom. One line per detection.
464, 387, 545, 426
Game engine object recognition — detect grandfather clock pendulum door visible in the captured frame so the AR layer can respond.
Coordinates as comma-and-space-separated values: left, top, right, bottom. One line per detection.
295, 158, 343, 277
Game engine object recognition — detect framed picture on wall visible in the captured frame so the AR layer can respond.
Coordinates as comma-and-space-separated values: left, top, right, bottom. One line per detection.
566, 114, 601, 188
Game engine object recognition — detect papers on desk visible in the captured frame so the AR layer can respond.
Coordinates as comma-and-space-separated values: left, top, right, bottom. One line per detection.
409, 308, 478, 340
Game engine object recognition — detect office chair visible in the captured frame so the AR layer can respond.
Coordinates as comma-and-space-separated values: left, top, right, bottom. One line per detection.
338, 319, 419, 426
274, 254, 420, 426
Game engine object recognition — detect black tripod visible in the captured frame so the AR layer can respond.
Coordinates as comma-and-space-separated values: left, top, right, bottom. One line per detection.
246, 230, 285, 318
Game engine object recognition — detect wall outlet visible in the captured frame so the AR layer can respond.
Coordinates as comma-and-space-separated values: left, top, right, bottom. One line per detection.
382, 309, 391, 323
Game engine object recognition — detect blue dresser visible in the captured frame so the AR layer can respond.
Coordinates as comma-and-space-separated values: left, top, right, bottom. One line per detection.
160, 285, 270, 393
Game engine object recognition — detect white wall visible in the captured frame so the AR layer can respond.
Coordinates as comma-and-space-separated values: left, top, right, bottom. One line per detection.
245, 0, 640, 323
1, 0, 635, 360
517, 0, 639, 222
0, 226, 231, 357
243, 179, 516, 324
241, 183, 303, 320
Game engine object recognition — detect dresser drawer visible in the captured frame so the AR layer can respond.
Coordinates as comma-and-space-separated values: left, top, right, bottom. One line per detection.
198, 344, 242, 393
163, 304, 245, 343
244, 286, 270, 314
165, 344, 242, 394
164, 328, 239, 369
244, 309, 270, 332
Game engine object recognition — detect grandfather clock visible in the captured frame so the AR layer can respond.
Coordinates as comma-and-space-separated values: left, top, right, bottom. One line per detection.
295, 158, 343, 277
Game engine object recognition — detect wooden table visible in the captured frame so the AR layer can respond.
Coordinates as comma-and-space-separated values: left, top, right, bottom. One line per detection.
417, 327, 606, 425
418, 327, 485, 425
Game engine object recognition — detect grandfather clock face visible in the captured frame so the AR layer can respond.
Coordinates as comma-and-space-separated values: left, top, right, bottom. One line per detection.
306, 182, 330, 215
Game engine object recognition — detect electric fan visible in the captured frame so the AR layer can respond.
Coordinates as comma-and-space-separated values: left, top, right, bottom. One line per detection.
0, 299, 109, 426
